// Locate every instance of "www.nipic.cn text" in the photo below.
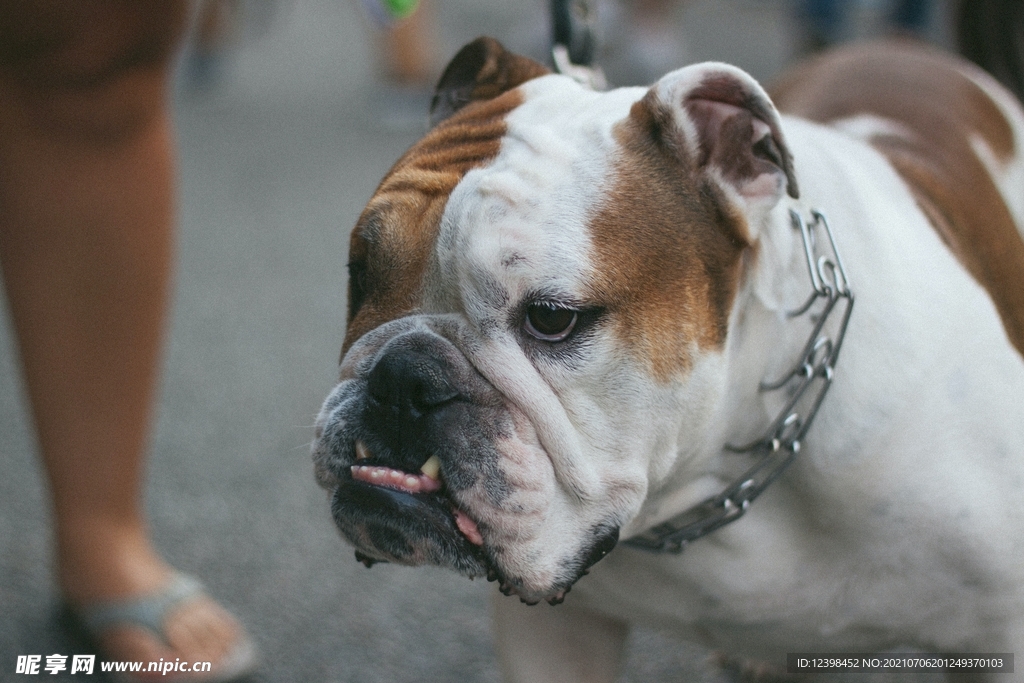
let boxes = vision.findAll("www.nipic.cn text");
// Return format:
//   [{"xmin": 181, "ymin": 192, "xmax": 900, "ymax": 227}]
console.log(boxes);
[{"xmin": 16, "ymin": 654, "xmax": 213, "ymax": 676}]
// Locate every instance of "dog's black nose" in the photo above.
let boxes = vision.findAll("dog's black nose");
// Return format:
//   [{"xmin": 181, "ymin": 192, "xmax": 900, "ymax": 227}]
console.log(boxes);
[{"xmin": 367, "ymin": 348, "xmax": 459, "ymax": 420}]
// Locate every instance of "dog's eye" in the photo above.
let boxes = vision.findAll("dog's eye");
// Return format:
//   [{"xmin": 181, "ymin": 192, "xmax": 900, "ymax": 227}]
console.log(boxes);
[{"xmin": 524, "ymin": 303, "xmax": 578, "ymax": 342}]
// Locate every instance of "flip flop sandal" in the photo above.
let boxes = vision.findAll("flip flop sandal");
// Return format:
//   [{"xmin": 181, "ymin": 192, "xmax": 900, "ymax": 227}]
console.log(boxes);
[{"xmin": 66, "ymin": 573, "xmax": 258, "ymax": 682}]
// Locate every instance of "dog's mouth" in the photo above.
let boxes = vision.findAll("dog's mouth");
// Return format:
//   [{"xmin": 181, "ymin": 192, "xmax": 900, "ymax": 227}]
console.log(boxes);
[
  {"xmin": 330, "ymin": 441, "xmax": 582, "ymax": 606},
  {"xmin": 329, "ymin": 441, "xmax": 492, "ymax": 579},
  {"xmin": 350, "ymin": 461, "xmax": 486, "ymax": 545}
]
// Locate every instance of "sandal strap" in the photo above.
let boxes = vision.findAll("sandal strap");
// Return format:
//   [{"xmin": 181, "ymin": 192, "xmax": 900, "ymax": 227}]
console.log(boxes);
[{"xmin": 78, "ymin": 574, "xmax": 204, "ymax": 644}]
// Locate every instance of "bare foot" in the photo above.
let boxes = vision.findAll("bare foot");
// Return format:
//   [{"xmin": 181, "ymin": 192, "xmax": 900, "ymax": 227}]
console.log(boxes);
[
  {"xmin": 94, "ymin": 596, "xmax": 248, "ymax": 680},
  {"xmin": 59, "ymin": 524, "xmax": 254, "ymax": 680}
]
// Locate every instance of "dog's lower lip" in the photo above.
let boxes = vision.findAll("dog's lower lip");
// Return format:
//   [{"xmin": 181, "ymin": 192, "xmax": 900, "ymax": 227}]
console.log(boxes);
[
  {"xmin": 330, "ymin": 476, "xmax": 489, "ymax": 576},
  {"xmin": 334, "ymin": 466, "xmax": 584, "ymax": 603},
  {"xmin": 339, "ymin": 464, "xmax": 487, "ymax": 544},
  {"xmin": 348, "ymin": 466, "xmax": 482, "ymax": 544}
]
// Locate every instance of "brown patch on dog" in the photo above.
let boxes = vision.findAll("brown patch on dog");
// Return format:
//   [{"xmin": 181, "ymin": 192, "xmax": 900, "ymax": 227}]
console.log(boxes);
[
  {"xmin": 586, "ymin": 92, "xmax": 749, "ymax": 381},
  {"xmin": 343, "ymin": 90, "xmax": 524, "ymax": 353},
  {"xmin": 772, "ymin": 40, "xmax": 1024, "ymax": 357}
]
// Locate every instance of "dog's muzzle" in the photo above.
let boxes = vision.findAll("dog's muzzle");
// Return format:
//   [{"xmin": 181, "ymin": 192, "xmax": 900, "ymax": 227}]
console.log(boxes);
[{"xmin": 313, "ymin": 328, "xmax": 509, "ymax": 578}]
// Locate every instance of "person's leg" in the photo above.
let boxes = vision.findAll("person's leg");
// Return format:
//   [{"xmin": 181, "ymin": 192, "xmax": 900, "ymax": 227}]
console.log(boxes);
[
  {"xmin": 0, "ymin": 0, "xmax": 248, "ymax": 669},
  {"xmin": 377, "ymin": 0, "xmax": 438, "ymax": 85}
]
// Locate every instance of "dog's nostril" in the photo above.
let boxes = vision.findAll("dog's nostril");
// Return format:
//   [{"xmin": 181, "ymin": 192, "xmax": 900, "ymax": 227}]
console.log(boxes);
[{"xmin": 366, "ymin": 349, "xmax": 459, "ymax": 418}]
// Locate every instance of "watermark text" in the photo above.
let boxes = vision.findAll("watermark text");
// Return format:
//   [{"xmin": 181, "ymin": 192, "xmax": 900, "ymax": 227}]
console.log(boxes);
[{"xmin": 16, "ymin": 654, "xmax": 212, "ymax": 676}]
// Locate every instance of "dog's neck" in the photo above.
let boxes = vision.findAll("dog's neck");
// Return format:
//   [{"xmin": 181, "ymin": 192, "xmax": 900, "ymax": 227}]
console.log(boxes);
[{"xmin": 622, "ymin": 197, "xmax": 851, "ymax": 543}]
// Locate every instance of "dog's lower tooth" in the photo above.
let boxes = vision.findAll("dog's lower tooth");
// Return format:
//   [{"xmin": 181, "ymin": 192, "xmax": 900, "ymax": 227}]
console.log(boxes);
[
  {"xmin": 420, "ymin": 455, "xmax": 441, "ymax": 480},
  {"xmin": 355, "ymin": 441, "xmax": 371, "ymax": 460}
]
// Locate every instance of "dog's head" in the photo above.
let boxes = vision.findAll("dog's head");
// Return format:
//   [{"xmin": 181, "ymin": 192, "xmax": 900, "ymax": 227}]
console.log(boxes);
[{"xmin": 312, "ymin": 38, "xmax": 797, "ymax": 604}]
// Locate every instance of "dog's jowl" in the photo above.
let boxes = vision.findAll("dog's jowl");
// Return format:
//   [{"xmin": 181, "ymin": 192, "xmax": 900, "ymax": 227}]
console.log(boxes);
[{"xmin": 313, "ymin": 36, "xmax": 1024, "ymax": 682}]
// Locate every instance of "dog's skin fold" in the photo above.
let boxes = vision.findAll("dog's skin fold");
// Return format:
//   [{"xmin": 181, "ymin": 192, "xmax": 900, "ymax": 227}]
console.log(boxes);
[{"xmin": 313, "ymin": 37, "xmax": 1024, "ymax": 682}]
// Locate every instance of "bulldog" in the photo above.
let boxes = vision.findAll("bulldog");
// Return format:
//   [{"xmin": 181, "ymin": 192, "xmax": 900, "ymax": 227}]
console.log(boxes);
[{"xmin": 312, "ymin": 36, "xmax": 1024, "ymax": 682}]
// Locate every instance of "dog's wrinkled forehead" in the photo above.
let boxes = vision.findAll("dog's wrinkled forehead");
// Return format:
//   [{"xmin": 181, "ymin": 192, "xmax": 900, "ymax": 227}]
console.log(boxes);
[
  {"xmin": 424, "ymin": 79, "xmax": 646, "ymax": 319},
  {"xmin": 343, "ymin": 39, "xmax": 549, "ymax": 352},
  {"xmin": 342, "ymin": 43, "xmax": 619, "ymax": 352},
  {"xmin": 344, "ymin": 37, "xmax": 795, "ymax": 378}
]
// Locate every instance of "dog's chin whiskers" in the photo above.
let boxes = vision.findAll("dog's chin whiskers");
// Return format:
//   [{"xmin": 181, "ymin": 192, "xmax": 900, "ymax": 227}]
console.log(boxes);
[
  {"xmin": 294, "ymin": 418, "xmax": 331, "ymax": 453},
  {"xmin": 293, "ymin": 440, "xmax": 317, "ymax": 454}
]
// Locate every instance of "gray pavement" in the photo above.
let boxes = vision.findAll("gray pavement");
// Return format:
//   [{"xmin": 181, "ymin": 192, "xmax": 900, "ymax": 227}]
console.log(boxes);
[{"xmin": 1, "ymin": 1, "xmax": 953, "ymax": 681}]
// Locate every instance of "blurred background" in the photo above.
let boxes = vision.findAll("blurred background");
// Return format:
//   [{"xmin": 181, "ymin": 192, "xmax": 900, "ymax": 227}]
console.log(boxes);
[{"xmin": 0, "ymin": 0, "xmax": 1007, "ymax": 680}]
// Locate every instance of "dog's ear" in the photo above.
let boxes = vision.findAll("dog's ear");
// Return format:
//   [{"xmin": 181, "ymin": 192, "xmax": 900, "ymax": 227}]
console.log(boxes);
[
  {"xmin": 638, "ymin": 63, "xmax": 798, "ymax": 209},
  {"xmin": 430, "ymin": 37, "xmax": 551, "ymax": 127}
]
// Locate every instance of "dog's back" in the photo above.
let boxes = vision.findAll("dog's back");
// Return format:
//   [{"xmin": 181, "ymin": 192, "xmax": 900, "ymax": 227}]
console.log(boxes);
[{"xmin": 771, "ymin": 40, "xmax": 1024, "ymax": 358}]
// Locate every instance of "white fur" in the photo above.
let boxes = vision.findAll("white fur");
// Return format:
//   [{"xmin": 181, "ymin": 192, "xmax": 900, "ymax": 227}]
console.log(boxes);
[
  {"xmin": 479, "ymin": 66, "xmax": 1024, "ymax": 682},
  {"xmin": 413, "ymin": 71, "xmax": 790, "ymax": 601},
  {"xmin": 567, "ymin": 116, "xmax": 1024, "ymax": 656},
  {"xmin": 422, "ymin": 75, "xmax": 671, "ymax": 597},
  {"xmin": 325, "ymin": 56, "xmax": 1024, "ymax": 680}
]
